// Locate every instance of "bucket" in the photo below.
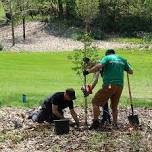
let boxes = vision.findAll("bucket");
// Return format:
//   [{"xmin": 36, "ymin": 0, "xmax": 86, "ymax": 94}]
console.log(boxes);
[{"xmin": 54, "ymin": 119, "xmax": 69, "ymax": 135}]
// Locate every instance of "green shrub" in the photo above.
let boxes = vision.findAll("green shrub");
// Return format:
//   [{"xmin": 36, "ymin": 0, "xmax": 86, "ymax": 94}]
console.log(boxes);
[
  {"xmin": 71, "ymin": 31, "xmax": 84, "ymax": 40},
  {"xmin": 118, "ymin": 16, "xmax": 151, "ymax": 36},
  {"xmin": 0, "ymin": 18, "xmax": 7, "ymax": 26},
  {"xmin": 91, "ymin": 29, "xmax": 106, "ymax": 40},
  {"xmin": 73, "ymin": 28, "xmax": 105, "ymax": 41},
  {"xmin": 143, "ymin": 33, "xmax": 152, "ymax": 43}
]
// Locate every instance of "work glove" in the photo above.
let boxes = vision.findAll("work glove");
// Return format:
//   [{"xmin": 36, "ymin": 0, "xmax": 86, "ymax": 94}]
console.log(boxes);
[
  {"xmin": 83, "ymin": 70, "xmax": 89, "ymax": 76},
  {"xmin": 81, "ymin": 85, "xmax": 93, "ymax": 97}
]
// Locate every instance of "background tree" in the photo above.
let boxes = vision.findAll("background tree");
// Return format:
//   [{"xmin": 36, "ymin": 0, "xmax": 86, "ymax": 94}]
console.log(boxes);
[
  {"xmin": 9, "ymin": 0, "xmax": 15, "ymax": 46},
  {"xmin": 15, "ymin": 0, "xmax": 31, "ymax": 40},
  {"xmin": 76, "ymin": 0, "xmax": 100, "ymax": 32},
  {"xmin": 58, "ymin": 0, "xmax": 63, "ymax": 18},
  {"xmin": 1, "ymin": 0, "xmax": 152, "ymax": 39},
  {"xmin": 1, "ymin": 0, "xmax": 10, "ymax": 23},
  {"xmin": 65, "ymin": 0, "xmax": 76, "ymax": 18}
]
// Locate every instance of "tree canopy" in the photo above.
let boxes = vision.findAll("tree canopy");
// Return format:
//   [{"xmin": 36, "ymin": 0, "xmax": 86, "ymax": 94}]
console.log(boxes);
[{"xmin": 1, "ymin": 0, "xmax": 152, "ymax": 35}]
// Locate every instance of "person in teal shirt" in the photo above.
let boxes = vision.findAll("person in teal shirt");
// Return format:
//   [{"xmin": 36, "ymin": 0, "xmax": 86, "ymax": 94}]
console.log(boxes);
[
  {"xmin": 83, "ymin": 49, "xmax": 133, "ymax": 129},
  {"xmin": 82, "ymin": 57, "xmax": 111, "ymax": 125}
]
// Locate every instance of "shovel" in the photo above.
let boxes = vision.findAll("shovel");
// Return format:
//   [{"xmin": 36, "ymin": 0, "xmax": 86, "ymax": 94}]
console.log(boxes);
[{"xmin": 127, "ymin": 73, "xmax": 139, "ymax": 126}]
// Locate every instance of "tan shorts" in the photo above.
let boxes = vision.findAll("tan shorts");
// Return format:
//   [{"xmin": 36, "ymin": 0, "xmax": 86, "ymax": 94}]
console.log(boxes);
[{"xmin": 92, "ymin": 85, "xmax": 123, "ymax": 109}]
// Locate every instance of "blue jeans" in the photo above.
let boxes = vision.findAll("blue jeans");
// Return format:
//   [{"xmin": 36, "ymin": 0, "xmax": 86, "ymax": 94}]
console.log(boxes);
[{"xmin": 31, "ymin": 108, "xmax": 63, "ymax": 123}]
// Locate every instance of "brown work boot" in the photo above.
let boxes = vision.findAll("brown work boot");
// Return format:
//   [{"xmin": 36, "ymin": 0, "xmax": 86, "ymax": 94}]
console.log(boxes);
[{"xmin": 89, "ymin": 120, "xmax": 100, "ymax": 130}]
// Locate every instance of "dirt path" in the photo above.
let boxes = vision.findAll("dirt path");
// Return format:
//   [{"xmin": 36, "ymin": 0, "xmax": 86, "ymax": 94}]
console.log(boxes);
[{"xmin": 1, "ymin": 21, "xmax": 151, "ymax": 52}]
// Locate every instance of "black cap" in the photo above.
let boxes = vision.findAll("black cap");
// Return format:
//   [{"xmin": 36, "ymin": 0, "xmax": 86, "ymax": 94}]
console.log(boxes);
[
  {"xmin": 66, "ymin": 88, "xmax": 76, "ymax": 100},
  {"xmin": 105, "ymin": 49, "xmax": 115, "ymax": 56}
]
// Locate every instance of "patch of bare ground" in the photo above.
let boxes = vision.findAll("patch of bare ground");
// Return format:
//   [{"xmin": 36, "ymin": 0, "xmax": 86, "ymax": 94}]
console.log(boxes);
[{"xmin": 0, "ymin": 21, "xmax": 152, "ymax": 52}]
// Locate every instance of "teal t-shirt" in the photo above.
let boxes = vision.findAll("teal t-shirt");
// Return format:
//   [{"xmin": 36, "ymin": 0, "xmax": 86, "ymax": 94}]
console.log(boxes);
[{"xmin": 99, "ymin": 54, "xmax": 132, "ymax": 86}]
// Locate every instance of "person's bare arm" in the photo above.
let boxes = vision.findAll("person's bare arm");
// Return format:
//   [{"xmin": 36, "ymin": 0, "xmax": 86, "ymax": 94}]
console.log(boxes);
[
  {"xmin": 70, "ymin": 109, "xmax": 79, "ymax": 124},
  {"xmin": 88, "ymin": 63, "xmax": 103, "ymax": 73},
  {"xmin": 52, "ymin": 104, "xmax": 64, "ymax": 118},
  {"xmin": 91, "ymin": 72, "xmax": 100, "ymax": 89}
]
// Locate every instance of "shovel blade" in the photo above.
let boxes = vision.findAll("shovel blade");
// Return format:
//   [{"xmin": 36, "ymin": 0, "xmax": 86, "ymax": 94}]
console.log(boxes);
[{"xmin": 128, "ymin": 114, "xmax": 139, "ymax": 126}]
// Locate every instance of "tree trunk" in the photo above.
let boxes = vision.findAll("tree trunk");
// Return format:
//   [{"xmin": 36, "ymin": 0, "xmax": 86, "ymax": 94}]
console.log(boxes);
[
  {"xmin": 65, "ymin": 0, "xmax": 76, "ymax": 18},
  {"xmin": 23, "ymin": 17, "xmax": 25, "ymax": 40},
  {"xmin": 58, "ymin": 0, "xmax": 63, "ymax": 18},
  {"xmin": 85, "ymin": 22, "xmax": 89, "ymax": 33},
  {"xmin": 11, "ymin": 17, "xmax": 15, "ymax": 46},
  {"xmin": 10, "ymin": 0, "xmax": 15, "ymax": 46},
  {"xmin": 99, "ymin": 0, "xmax": 104, "ymax": 32}
]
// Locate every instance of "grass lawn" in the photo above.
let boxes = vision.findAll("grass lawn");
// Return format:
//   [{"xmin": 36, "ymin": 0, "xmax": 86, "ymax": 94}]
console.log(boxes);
[
  {"xmin": 0, "ymin": 49, "xmax": 152, "ymax": 108},
  {"xmin": 109, "ymin": 37, "xmax": 152, "ymax": 44}
]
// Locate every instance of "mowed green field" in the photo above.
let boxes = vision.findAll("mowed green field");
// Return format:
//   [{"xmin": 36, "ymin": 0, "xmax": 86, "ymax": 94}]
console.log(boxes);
[{"xmin": 0, "ymin": 49, "xmax": 152, "ymax": 108}]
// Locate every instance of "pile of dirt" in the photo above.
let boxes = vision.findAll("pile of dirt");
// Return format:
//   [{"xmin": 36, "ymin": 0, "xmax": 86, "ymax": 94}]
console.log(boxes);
[{"xmin": 0, "ymin": 107, "xmax": 152, "ymax": 151}]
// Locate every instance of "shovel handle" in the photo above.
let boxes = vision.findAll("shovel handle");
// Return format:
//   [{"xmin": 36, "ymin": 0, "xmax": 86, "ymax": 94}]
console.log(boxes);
[
  {"xmin": 130, "ymin": 104, "xmax": 134, "ymax": 115},
  {"xmin": 127, "ymin": 73, "xmax": 134, "ymax": 115}
]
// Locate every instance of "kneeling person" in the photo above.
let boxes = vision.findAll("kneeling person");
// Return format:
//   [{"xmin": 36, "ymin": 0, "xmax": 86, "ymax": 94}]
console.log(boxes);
[{"xmin": 30, "ymin": 88, "xmax": 79, "ymax": 126}]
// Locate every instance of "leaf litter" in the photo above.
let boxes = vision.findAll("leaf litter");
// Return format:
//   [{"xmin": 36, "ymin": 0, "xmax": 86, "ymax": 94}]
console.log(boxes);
[{"xmin": 0, "ymin": 107, "xmax": 152, "ymax": 152}]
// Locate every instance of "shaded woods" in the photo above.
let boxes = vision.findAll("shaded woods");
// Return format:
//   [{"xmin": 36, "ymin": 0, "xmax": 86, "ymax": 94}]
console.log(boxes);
[{"xmin": 1, "ymin": 0, "xmax": 152, "ymax": 35}]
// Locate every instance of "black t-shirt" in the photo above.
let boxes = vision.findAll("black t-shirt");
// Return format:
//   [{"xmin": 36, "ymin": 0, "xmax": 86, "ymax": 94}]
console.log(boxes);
[{"xmin": 42, "ymin": 92, "xmax": 74, "ymax": 112}]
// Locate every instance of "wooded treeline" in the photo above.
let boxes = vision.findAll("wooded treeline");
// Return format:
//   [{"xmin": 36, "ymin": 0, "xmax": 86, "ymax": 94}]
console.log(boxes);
[{"xmin": 1, "ymin": 0, "xmax": 152, "ymax": 35}]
